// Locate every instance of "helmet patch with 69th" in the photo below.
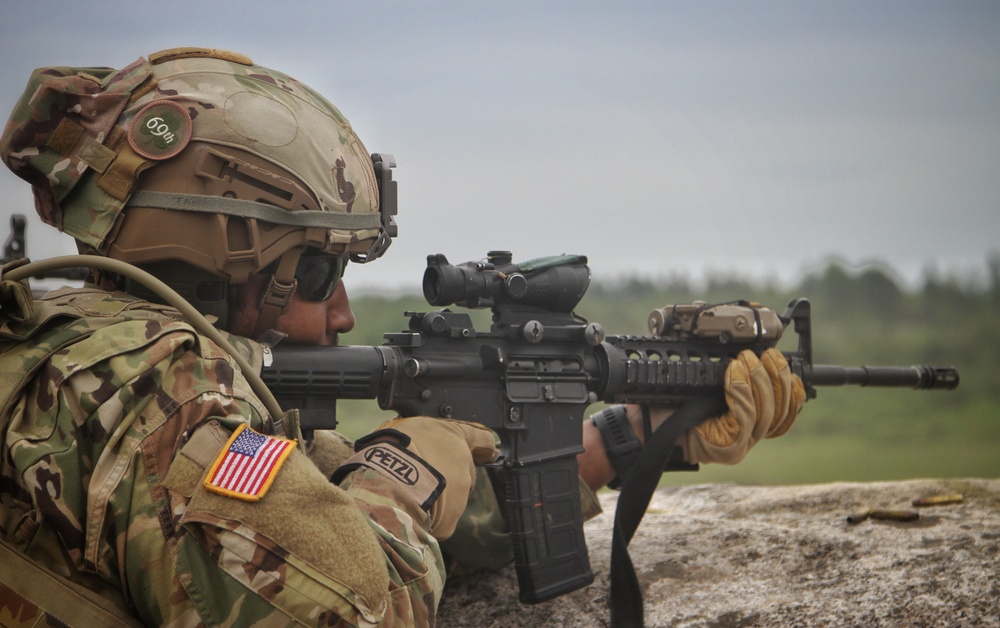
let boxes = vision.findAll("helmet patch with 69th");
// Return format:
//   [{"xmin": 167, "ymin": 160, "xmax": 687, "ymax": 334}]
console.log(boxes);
[{"xmin": 128, "ymin": 101, "xmax": 193, "ymax": 160}]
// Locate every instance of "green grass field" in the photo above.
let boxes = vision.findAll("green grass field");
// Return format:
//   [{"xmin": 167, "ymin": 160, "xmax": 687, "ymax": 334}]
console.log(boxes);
[{"xmin": 663, "ymin": 432, "xmax": 1000, "ymax": 486}]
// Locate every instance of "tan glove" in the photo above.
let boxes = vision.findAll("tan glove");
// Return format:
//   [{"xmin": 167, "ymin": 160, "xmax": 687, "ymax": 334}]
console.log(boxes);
[
  {"xmin": 681, "ymin": 348, "xmax": 805, "ymax": 465},
  {"xmin": 332, "ymin": 417, "xmax": 498, "ymax": 540}
]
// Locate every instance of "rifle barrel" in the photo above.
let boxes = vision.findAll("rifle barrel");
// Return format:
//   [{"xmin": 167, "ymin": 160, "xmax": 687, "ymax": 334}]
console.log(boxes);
[{"xmin": 808, "ymin": 364, "xmax": 959, "ymax": 390}]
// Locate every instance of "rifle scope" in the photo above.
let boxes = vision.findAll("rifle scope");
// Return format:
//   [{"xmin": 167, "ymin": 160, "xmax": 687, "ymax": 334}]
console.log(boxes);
[{"xmin": 422, "ymin": 251, "xmax": 591, "ymax": 312}]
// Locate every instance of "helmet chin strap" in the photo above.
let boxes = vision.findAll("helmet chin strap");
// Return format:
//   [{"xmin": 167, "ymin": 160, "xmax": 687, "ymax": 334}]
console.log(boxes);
[{"xmin": 252, "ymin": 248, "xmax": 303, "ymax": 340}]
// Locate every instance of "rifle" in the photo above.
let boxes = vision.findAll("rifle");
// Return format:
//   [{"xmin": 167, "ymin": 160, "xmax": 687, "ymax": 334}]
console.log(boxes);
[
  {"xmin": 2, "ymin": 214, "xmax": 89, "ymax": 284},
  {"xmin": 261, "ymin": 250, "xmax": 959, "ymax": 611}
]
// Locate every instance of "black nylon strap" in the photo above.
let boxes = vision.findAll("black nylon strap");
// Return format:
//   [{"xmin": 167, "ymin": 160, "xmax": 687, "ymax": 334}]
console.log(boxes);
[
  {"xmin": 640, "ymin": 403, "xmax": 653, "ymax": 442},
  {"xmin": 609, "ymin": 395, "xmax": 728, "ymax": 628}
]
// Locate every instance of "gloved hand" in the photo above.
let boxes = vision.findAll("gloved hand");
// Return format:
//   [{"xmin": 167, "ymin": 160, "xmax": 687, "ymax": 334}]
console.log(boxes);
[
  {"xmin": 680, "ymin": 348, "xmax": 805, "ymax": 464},
  {"xmin": 332, "ymin": 417, "xmax": 497, "ymax": 540}
]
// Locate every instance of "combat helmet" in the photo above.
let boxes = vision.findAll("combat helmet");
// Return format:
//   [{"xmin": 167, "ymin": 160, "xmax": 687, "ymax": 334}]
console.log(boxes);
[{"xmin": 0, "ymin": 47, "xmax": 397, "ymax": 336}]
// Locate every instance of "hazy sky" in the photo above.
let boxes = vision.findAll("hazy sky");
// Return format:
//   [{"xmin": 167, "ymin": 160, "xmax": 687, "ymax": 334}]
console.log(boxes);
[{"xmin": 2, "ymin": 1, "xmax": 998, "ymax": 292}]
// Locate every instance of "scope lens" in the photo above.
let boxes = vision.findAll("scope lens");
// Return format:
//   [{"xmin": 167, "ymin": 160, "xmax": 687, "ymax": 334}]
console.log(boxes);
[{"xmin": 423, "ymin": 266, "xmax": 444, "ymax": 304}]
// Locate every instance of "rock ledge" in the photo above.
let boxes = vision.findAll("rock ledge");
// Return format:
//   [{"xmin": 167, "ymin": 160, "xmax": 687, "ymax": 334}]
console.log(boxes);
[{"xmin": 439, "ymin": 478, "xmax": 1000, "ymax": 627}]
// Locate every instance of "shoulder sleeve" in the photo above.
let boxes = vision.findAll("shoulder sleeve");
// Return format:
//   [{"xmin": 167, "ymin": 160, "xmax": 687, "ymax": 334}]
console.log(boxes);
[{"xmin": 117, "ymin": 340, "xmax": 447, "ymax": 625}]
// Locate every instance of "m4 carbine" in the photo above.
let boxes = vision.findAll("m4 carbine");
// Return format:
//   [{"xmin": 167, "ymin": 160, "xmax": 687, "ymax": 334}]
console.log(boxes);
[{"xmin": 261, "ymin": 251, "xmax": 958, "ymax": 606}]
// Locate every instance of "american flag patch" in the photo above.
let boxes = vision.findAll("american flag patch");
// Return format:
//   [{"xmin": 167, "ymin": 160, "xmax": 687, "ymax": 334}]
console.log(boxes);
[{"xmin": 203, "ymin": 424, "xmax": 296, "ymax": 501}]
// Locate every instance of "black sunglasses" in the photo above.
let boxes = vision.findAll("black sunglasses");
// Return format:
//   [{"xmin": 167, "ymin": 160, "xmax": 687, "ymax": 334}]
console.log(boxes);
[{"xmin": 294, "ymin": 252, "xmax": 348, "ymax": 302}]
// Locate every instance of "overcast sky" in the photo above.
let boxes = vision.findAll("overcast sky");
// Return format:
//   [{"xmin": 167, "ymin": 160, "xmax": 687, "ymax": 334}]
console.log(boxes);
[{"xmin": 2, "ymin": 1, "xmax": 997, "ymax": 292}]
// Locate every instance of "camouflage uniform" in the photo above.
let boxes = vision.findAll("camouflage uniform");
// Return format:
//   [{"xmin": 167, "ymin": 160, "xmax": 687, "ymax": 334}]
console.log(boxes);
[
  {"xmin": 0, "ymin": 281, "xmax": 445, "ymax": 626},
  {"xmin": 0, "ymin": 47, "xmax": 603, "ymax": 626}
]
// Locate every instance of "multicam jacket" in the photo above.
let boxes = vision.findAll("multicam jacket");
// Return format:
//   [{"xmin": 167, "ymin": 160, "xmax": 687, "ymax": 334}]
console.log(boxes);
[{"xmin": 0, "ymin": 283, "xmax": 445, "ymax": 626}]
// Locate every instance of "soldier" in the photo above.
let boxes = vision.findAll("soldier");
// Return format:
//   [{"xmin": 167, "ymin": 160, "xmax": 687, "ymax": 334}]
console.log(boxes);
[
  {"xmin": 0, "ymin": 48, "xmax": 803, "ymax": 626},
  {"xmin": 0, "ymin": 47, "xmax": 499, "ymax": 626}
]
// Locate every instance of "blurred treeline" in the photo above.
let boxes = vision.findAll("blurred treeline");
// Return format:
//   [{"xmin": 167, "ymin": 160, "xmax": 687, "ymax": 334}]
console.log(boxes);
[{"xmin": 341, "ymin": 257, "xmax": 1000, "ymax": 484}]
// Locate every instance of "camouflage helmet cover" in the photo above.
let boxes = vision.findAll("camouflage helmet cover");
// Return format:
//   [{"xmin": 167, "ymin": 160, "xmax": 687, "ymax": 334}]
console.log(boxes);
[{"xmin": 1, "ymin": 48, "xmax": 393, "ymax": 277}]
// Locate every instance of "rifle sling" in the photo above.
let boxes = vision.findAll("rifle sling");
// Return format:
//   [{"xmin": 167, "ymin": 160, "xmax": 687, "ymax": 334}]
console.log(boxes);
[{"xmin": 610, "ymin": 395, "xmax": 728, "ymax": 628}]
